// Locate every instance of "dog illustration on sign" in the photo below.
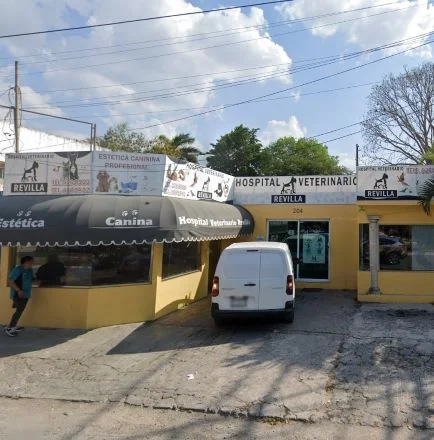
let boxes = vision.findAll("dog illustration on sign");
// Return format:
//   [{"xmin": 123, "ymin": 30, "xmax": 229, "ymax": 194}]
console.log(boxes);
[
  {"xmin": 214, "ymin": 179, "xmax": 230, "ymax": 198},
  {"xmin": 281, "ymin": 177, "xmax": 297, "ymax": 194},
  {"xmin": 373, "ymin": 173, "xmax": 388, "ymax": 189},
  {"xmin": 96, "ymin": 171, "xmax": 110, "ymax": 192},
  {"xmin": 21, "ymin": 161, "xmax": 39, "ymax": 182},
  {"xmin": 202, "ymin": 177, "xmax": 211, "ymax": 191}
]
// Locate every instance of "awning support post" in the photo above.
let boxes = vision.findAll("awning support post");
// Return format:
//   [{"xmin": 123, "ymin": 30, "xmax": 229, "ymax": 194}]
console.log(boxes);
[{"xmin": 368, "ymin": 215, "xmax": 381, "ymax": 295}]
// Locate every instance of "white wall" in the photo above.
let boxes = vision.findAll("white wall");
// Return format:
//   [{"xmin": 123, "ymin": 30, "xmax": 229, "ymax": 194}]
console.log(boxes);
[{"xmin": 0, "ymin": 126, "xmax": 94, "ymax": 162}]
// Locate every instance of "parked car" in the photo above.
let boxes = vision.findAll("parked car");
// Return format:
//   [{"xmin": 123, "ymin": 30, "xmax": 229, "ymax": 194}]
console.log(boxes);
[
  {"xmin": 363, "ymin": 235, "xmax": 408, "ymax": 266},
  {"xmin": 210, "ymin": 242, "xmax": 296, "ymax": 325}
]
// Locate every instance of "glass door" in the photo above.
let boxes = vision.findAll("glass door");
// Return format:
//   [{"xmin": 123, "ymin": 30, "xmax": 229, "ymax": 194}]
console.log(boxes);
[
  {"xmin": 268, "ymin": 220, "xmax": 330, "ymax": 281},
  {"xmin": 268, "ymin": 221, "xmax": 299, "ymax": 258},
  {"xmin": 298, "ymin": 221, "xmax": 329, "ymax": 280}
]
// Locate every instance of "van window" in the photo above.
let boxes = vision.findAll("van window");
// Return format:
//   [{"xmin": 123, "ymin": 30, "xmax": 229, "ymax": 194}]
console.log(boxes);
[
  {"xmin": 260, "ymin": 252, "xmax": 285, "ymax": 278},
  {"xmin": 221, "ymin": 251, "xmax": 260, "ymax": 279}
]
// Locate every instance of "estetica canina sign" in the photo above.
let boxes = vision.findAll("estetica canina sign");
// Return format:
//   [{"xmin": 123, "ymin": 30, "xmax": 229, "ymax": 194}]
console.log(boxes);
[{"xmin": 233, "ymin": 175, "xmax": 357, "ymax": 204}]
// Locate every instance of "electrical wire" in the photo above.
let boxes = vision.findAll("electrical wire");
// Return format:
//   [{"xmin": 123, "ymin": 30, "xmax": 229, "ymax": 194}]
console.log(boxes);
[
  {"xmin": 21, "ymin": 83, "xmax": 374, "ymax": 121},
  {"xmin": 0, "ymin": 0, "xmax": 413, "ymax": 63},
  {"xmin": 128, "ymin": 35, "xmax": 434, "ymax": 131},
  {"xmin": 0, "ymin": 1, "xmax": 293, "ymax": 40},
  {"xmin": 24, "ymin": 31, "xmax": 433, "ymax": 110},
  {"xmin": 18, "ymin": 2, "xmax": 420, "ymax": 67},
  {"xmin": 3, "ymin": 3, "xmax": 421, "ymax": 79}
]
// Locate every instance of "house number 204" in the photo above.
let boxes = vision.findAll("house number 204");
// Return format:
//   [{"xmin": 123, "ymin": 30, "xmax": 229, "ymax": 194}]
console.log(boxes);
[{"xmin": 292, "ymin": 207, "xmax": 303, "ymax": 214}]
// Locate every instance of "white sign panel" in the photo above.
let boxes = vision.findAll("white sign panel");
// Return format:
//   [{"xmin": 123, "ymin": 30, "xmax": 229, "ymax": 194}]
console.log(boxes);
[
  {"xmin": 357, "ymin": 166, "xmax": 434, "ymax": 200},
  {"xmin": 91, "ymin": 152, "xmax": 165, "ymax": 195},
  {"xmin": 162, "ymin": 157, "xmax": 234, "ymax": 202},
  {"xmin": 4, "ymin": 152, "xmax": 92, "ymax": 196},
  {"xmin": 233, "ymin": 175, "xmax": 357, "ymax": 204}
]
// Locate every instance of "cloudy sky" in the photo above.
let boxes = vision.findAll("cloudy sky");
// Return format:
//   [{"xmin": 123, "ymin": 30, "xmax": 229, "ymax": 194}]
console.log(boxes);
[{"xmin": 0, "ymin": 0, "xmax": 433, "ymax": 169}]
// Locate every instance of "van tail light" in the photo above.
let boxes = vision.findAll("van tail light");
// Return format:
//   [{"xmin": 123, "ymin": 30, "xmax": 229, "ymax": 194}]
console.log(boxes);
[
  {"xmin": 211, "ymin": 276, "xmax": 220, "ymax": 297},
  {"xmin": 286, "ymin": 275, "xmax": 294, "ymax": 295}
]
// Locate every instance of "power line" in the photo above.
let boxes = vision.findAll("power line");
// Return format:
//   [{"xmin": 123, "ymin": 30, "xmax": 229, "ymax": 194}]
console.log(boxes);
[
  {"xmin": 24, "ymin": 31, "xmax": 431, "ymax": 110},
  {"xmin": 21, "ymin": 83, "xmax": 374, "ymax": 121},
  {"xmin": 3, "ymin": 3, "xmax": 420, "ymax": 79},
  {"xmin": 0, "ymin": 1, "xmax": 292, "ymax": 40},
  {"xmin": 321, "ymin": 130, "xmax": 362, "ymax": 144},
  {"xmin": 18, "ymin": 1, "xmax": 419, "ymax": 67},
  {"xmin": 0, "ymin": 0, "xmax": 411, "ymax": 63},
  {"xmin": 28, "ymin": 62, "xmax": 292, "ymax": 94},
  {"xmin": 128, "ymin": 35, "xmax": 434, "ymax": 131},
  {"xmin": 308, "ymin": 122, "xmax": 363, "ymax": 139}
]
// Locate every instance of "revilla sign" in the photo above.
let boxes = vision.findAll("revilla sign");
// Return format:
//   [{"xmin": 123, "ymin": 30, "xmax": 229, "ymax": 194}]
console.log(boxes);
[
  {"xmin": 357, "ymin": 166, "xmax": 434, "ymax": 200},
  {"xmin": 233, "ymin": 175, "xmax": 357, "ymax": 205}
]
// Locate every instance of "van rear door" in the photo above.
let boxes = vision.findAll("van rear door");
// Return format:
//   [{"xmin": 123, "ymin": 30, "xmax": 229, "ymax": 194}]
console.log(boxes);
[
  {"xmin": 258, "ymin": 250, "xmax": 287, "ymax": 310},
  {"xmin": 218, "ymin": 249, "xmax": 260, "ymax": 311}
]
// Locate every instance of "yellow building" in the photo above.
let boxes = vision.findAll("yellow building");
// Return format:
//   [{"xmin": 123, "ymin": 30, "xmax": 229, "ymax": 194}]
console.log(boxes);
[
  {"xmin": 357, "ymin": 165, "xmax": 434, "ymax": 303},
  {"xmin": 233, "ymin": 175, "xmax": 359, "ymax": 291},
  {"xmin": 1, "ymin": 166, "xmax": 434, "ymax": 330},
  {"xmin": 0, "ymin": 194, "xmax": 252, "ymax": 329}
]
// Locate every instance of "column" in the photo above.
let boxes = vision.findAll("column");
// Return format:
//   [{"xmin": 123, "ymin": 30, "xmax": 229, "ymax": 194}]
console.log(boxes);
[{"xmin": 368, "ymin": 215, "xmax": 381, "ymax": 295}]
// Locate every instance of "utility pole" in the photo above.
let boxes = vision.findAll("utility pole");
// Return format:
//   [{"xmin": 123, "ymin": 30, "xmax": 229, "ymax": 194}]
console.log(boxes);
[
  {"xmin": 14, "ymin": 61, "xmax": 20, "ymax": 152},
  {"xmin": 93, "ymin": 123, "xmax": 97, "ymax": 151},
  {"xmin": 356, "ymin": 143, "xmax": 359, "ymax": 168}
]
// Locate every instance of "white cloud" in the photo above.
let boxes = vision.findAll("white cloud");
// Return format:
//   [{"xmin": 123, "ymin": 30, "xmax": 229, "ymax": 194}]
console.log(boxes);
[
  {"xmin": 0, "ymin": 0, "xmax": 292, "ymax": 141},
  {"xmin": 261, "ymin": 115, "xmax": 306, "ymax": 145},
  {"xmin": 333, "ymin": 151, "xmax": 355, "ymax": 171},
  {"xmin": 277, "ymin": 0, "xmax": 434, "ymax": 59}
]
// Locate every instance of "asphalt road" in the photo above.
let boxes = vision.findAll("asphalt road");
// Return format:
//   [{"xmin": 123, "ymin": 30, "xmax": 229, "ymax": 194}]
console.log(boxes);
[{"xmin": 0, "ymin": 290, "xmax": 432, "ymax": 439}]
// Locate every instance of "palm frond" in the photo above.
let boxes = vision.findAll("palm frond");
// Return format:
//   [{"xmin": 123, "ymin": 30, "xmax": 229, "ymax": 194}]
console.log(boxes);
[{"xmin": 417, "ymin": 178, "xmax": 434, "ymax": 215}]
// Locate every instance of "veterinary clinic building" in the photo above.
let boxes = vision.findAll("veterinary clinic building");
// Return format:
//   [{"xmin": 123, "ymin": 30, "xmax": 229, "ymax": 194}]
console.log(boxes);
[
  {"xmin": 1, "ymin": 155, "xmax": 434, "ymax": 329},
  {"xmin": 233, "ymin": 175, "xmax": 359, "ymax": 291},
  {"xmin": 234, "ymin": 167, "xmax": 434, "ymax": 304},
  {"xmin": 0, "ymin": 152, "xmax": 252, "ymax": 328}
]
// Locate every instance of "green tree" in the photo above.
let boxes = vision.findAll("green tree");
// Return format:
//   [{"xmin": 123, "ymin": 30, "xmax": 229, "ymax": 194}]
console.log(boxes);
[
  {"xmin": 97, "ymin": 123, "xmax": 153, "ymax": 153},
  {"xmin": 207, "ymin": 125, "xmax": 266, "ymax": 176},
  {"xmin": 262, "ymin": 137, "xmax": 350, "ymax": 175},
  {"xmin": 99, "ymin": 124, "xmax": 202, "ymax": 162},
  {"xmin": 151, "ymin": 133, "xmax": 202, "ymax": 163}
]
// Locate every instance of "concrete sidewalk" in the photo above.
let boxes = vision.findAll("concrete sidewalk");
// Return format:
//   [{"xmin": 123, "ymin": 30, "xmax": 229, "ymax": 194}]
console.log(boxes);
[{"xmin": 0, "ymin": 291, "xmax": 432, "ymax": 437}]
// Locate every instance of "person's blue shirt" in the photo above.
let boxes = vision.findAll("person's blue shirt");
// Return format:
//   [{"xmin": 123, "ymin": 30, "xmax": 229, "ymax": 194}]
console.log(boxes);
[{"xmin": 8, "ymin": 266, "xmax": 33, "ymax": 299}]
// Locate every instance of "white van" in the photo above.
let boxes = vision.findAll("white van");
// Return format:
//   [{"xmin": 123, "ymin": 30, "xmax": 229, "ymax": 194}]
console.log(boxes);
[{"xmin": 211, "ymin": 242, "xmax": 295, "ymax": 324}]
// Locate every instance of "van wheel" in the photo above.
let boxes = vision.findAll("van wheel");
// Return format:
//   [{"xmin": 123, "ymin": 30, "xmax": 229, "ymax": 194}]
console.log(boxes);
[{"xmin": 282, "ymin": 310, "xmax": 294, "ymax": 324}]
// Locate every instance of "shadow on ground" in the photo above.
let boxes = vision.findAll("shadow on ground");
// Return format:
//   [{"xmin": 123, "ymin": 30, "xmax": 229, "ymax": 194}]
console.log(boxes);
[
  {"xmin": 0, "ymin": 328, "xmax": 87, "ymax": 359},
  {"xmin": 0, "ymin": 290, "xmax": 433, "ymax": 440}
]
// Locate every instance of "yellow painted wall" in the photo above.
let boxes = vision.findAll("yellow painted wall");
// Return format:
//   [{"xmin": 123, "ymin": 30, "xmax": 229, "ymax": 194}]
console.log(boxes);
[
  {"xmin": 235, "ymin": 204, "xmax": 359, "ymax": 290},
  {"xmin": 358, "ymin": 271, "xmax": 434, "ymax": 301},
  {"xmin": 86, "ymin": 284, "xmax": 156, "ymax": 328},
  {"xmin": 357, "ymin": 201, "xmax": 434, "ymax": 302},
  {"xmin": 153, "ymin": 242, "xmax": 210, "ymax": 318},
  {"xmin": 357, "ymin": 201, "xmax": 434, "ymax": 224},
  {"xmin": 0, "ymin": 247, "xmax": 89, "ymax": 328},
  {"xmin": 0, "ymin": 241, "xmax": 211, "ymax": 329}
]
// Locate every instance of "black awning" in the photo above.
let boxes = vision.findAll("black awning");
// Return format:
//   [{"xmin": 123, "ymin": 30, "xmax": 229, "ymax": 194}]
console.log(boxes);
[{"xmin": 0, "ymin": 195, "xmax": 253, "ymax": 247}]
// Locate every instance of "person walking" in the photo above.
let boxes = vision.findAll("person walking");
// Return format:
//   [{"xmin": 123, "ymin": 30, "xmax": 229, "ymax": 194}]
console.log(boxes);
[{"xmin": 5, "ymin": 256, "xmax": 34, "ymax": 337}]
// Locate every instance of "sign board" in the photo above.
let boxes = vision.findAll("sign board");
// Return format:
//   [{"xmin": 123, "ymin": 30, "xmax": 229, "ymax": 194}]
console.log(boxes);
[
  {"xmin": 91, "ymin": 152, "xmax": 165, "ymax": 195},
  {"xmin": 3, "ymin": 152, "xmax": 92, "ymax": 196},
  {"xmin": 302, "ymin": 233, "xmax": 326, "ymax": 264},
  {"xmin": 162, "ymin": 157, "xmax": 234, "ymax": 202},
  {"xmin": 357, "ymin": 166, "xmax": 434, "ymax": 200},
  {"xmin": 3, "ymin": 152, "xmax": 234, "ymax": 202},
  {"xmin": 233, "ymin": 175, "xmax": 357, "ymax": 204}
]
